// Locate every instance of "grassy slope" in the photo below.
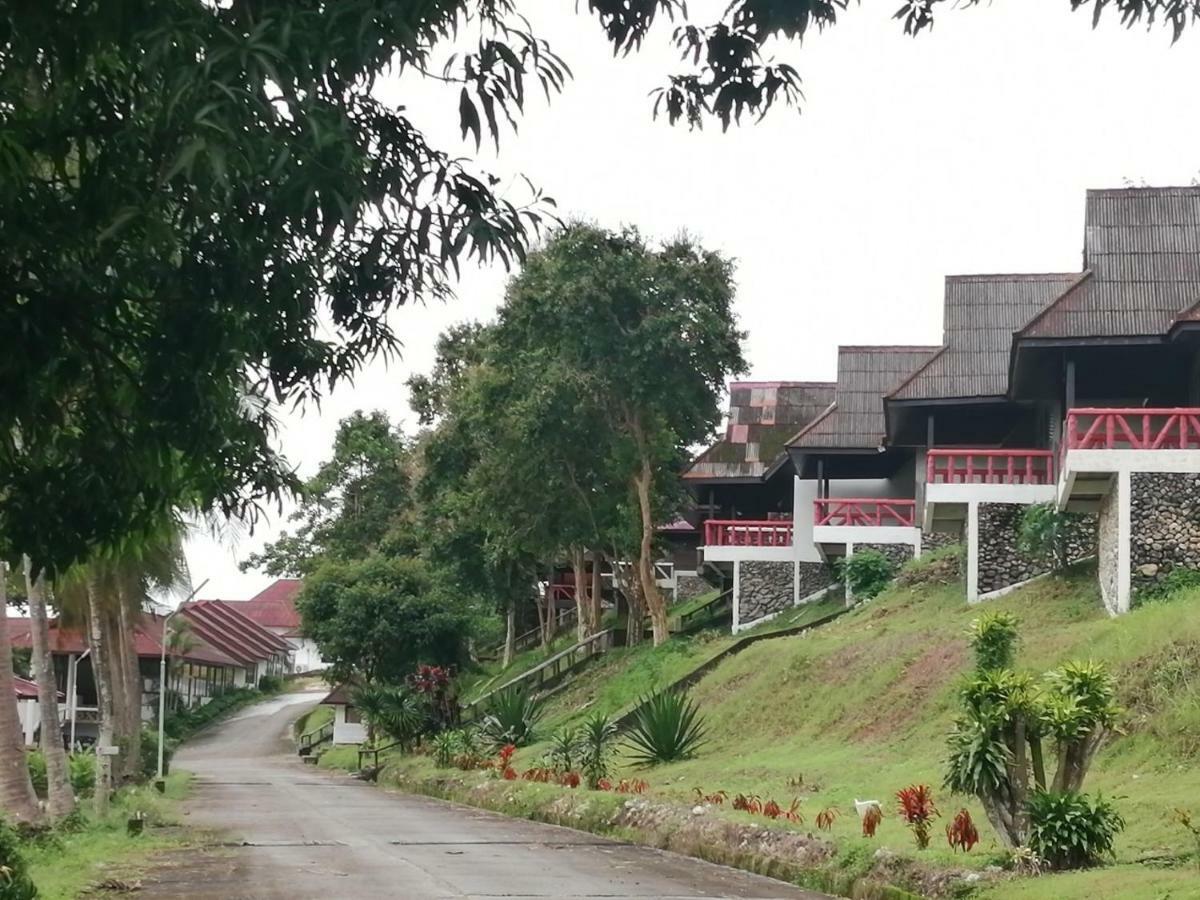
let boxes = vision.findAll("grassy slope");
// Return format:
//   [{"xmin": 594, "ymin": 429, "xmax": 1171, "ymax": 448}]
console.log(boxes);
[
  {"xmin": 592, "ymin": 569, "xmax": 1200, "ymax": 898},
  {"xmin": 25, "ymin": 772, "xmax": 192, "ymax": 899}
]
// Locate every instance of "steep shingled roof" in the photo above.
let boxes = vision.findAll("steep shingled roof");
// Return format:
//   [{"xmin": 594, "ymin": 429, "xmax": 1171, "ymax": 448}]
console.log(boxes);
[
  {"xmin": 685, "ymin": 381, "xmax": 835, "ymax": 481},
  {"xmin": 890, "ymin": 274, "xmax": 1081, "ymax": 401},
  {"xmin": 6, "ymin": 614, "xmax": 240, "ymax": 667},
  {"xmin": 180, "ymin": 600, "xmax": 292, "ymax": 667},
  {"xmin": 790, "ymin": 346, "xmax": 939, "ymax": 450},
  {"xmin": 1021, "ymin": 187, "xmax": 1200, "ymax": 339}
]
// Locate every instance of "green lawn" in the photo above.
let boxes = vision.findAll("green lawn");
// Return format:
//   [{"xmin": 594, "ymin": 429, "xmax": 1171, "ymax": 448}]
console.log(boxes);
[
  {"xmin": 24, "ymin": 772, "xmax": 192, "ymax": 899},
  {"xmin": 367, "ymin": 569, "xmax": 1200, "ymax": 898}
]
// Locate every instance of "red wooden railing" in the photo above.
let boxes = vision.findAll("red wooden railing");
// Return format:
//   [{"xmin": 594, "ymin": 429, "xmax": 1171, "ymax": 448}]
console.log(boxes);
[
  {"xmin": 1065, "ymin": 408, "xmax": 1200, "ymax": 451},
  {"xmin": 813, "ymin": 498, "xmax": 916, "ymax": 527},
  {"xmin": 926, "ymin": 449, "xmax": 1054, "ymax": 485},
  {"xmin": 703, "ymin": 519, "xmax": 794, "ymax": 547},
  {"xmin": 546, "ymin": 583, "xmax": 575, "ymax": 604}
]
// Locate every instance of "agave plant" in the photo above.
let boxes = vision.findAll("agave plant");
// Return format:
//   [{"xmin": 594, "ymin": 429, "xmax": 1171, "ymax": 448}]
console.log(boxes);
[
  {"xmin": 624, "ymin": 690, "xmax": 708, "ymax": 766},
  {"xmin": 548, "ymin": 726, "xmax": 580, "ymax": 773},
  {"xmin": 479, "ymin": 685, "xmax": 544, "ymax": 748}
]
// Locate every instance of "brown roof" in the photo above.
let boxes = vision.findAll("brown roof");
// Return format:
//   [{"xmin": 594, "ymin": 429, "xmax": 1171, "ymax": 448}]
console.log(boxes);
[
  {"xmin": 320, "ymin": 684, "xmax": 354, "ymax": 705},
  {"xmin": 790, "ymin": 346, "xmax": 939, "ymax": 450},
  {"xmin": 234, "ymin": 578, "xmax": 303, "ymax": 634},
  {"xmin": 181, "ymin": 600, "xmax": 292, "ymax": 667},
  {"xmin": 890, "ymin": 274, "xmax": 1081, "ymax": 401},
  {"xmin": 6, "ymin": 614, "xmax": 241, "ymax": 667},
  {"xmin": 1021, "ymin": 186, "xmax": 1200, "ymax": 339},
  {"xmin": 685, "ymin": 381, "xmax": 835, "ymax": 480}
]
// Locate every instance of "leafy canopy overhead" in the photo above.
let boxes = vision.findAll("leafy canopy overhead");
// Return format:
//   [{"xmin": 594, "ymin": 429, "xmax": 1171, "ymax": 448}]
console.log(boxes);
[{"xmin": 2, "ymin": 0, "xmax": 1185, "ymax": 573}]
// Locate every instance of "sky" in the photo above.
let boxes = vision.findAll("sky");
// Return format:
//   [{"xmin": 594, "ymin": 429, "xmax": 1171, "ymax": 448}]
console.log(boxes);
[{"xmin": 186, "ymin": 0, "xmax": 1200, "ymax": 602}]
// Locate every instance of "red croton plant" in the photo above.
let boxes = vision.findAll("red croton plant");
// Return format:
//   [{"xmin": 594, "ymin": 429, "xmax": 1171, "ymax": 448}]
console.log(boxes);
[{"xmin": 896, "ymin": 784, "xmax": 940, "ymax": 850}]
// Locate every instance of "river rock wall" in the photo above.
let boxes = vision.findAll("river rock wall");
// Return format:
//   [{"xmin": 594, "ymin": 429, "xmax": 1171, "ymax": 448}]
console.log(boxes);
[{"xmin": 737, "ymin": 561, "xmax": 795, "ymax": 626}]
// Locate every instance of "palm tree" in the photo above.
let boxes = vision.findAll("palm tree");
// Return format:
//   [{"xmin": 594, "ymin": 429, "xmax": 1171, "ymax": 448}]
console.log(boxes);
[
  {"xmin": 24, "ymin": 557, "xmax": 74, "ymax": 817},
  {"xmin": 0, "ymin": 561, "xmax": 42, "ymax": 823}
]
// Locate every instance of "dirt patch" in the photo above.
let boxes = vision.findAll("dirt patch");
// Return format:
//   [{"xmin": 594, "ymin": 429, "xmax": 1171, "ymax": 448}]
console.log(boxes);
[
  {"xmin": 851, "ymin": 642, "xmax": 967, "ymax": 743},
  {"xmin": 126, "ymin": 847, "xmax": 252, "ymax": 899}
]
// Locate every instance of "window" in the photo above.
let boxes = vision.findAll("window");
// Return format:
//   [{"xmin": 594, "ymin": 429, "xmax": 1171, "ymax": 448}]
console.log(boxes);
[{"xmin": 344, "ymin": 705, "xmax": 362, "ymax": 724}]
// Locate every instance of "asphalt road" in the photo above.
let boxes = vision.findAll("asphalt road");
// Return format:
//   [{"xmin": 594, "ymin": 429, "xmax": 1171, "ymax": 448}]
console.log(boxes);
[{"xmin": 140, "ymin": 690, "xmax": 829, "ymax": 900}]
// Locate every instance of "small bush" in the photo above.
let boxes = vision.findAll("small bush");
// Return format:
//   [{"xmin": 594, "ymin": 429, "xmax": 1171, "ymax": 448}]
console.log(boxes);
[
  {"xmin": 896, "ymin": 784, "xmax": 940, "ymax": 849},
  {"xmin": 479, "ymin": 686, "xmax": 543, "ymax": 748},
  {"xmin": 25, "ymin": 752, "xmax": 46, "ymax": 798},
  {"xmin": 946, "ymin": 808, "xmax": 980, "ymax": 852},
  {"xmin": 968, "ymin": 612, "xmax": 1020, "ymax": 671},
  {"xmin": 0, "ymin": 818, "xmax": 37, "ymax": 900},
  {"xmin": 625, "ymin": 690, "xmax": 707, "ymax": 765},
  {"xmin": 839, "ymin": 549, "xmax": 894, "ymax": 600},
  {"xmin": 431, "ymin": 731, "xmax": 457, "ymax": 768},
  {"xmin": 258, "ymin": 674, "xmax": 284, "ymax": 693},
  {"xmin": 162, "ymin": 687, "xmax": 259, "ymax": 740},
  {"xmin": 68, "ymin": 752, "xmax": 95, "ymax": 797},
  {"xmin": 1135, "ymin": 566, "xmax": 1200, "ymax": 606},
  {"xmin": 353, "ymin": 685, "xmax": 428, "ymax": 750},
  {"xmin": 547, "ymin": 727, "xmax": 579, "ymax": 773},
  {"xmin": 1027, "ymin": 790, "xmax": 1124, "ymax": 870},
  {"xmin": 1018, "ymin": 503, "xmax": 1086, "ymax": 572},
  {"xmin": 578, "ymin": 713, "xmax": 618, "ymax": 789}
]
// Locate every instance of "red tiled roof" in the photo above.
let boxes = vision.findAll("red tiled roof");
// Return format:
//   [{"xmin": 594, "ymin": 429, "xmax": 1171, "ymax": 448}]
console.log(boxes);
[
  {"xmin": 12, "ymin": 676, "xmax": 51, "ymax": 700},
  {"xmin": 234, "ymin": 578, "xmax": 303, "ymax": 631},
  {"xmin": 6, "ymin": 615, "xmax": 239, "ymax": 667},
  {"xmin": 180, "ymin": 600, "xmax": 292, "ymax": 667}
]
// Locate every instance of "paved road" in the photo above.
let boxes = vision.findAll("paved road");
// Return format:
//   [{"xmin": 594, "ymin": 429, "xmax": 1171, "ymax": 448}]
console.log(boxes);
[{"xmin": 141, "ymin": 691, "xmax": 828, "ymax": 899}]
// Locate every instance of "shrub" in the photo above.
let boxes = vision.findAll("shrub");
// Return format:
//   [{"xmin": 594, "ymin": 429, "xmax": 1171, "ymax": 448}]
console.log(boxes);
[
  {"xmin": 578, "ymin": 713, "xmax": 619, "ymax": 789},
  {"xmin": 479, "ymin": 686, "xmax": 543, "ymax": 748},
  {"xmin": 896, "ymin": 784, "xmax": 940, "ymax": 849},
  {"xmin": 625, "ymin": 690, "xmax": 707, "ymax": 765},
  {"xmin": 140, "ymin": 728, "xmax": 176, "ymax": 782},
  {"xmin": 257, "ymin": 674, "xmax": 284, "ymax": 693},
  {"xmin": 1135, "ymin": 566, "xmax": 1200, "ymax": 605},
  {"xmin": 968, "ymin": 612, "xmax": 1020, "ymax": 671},
  {"xmin": 547, "ymin": 727, "xmax": 580, "ymax": 773},
  {"xmin": 946, "ymin": 808, "xmax": 980, "ymax": 852},
  {"xmin": 409, "ymin": 665, "xmax": 458, "ymax": 730},
  {"xmin": 839, "ymin": 549, "xmax": 894, "ymax": 600},
  {"xmin": 0, "ymin": 818, "xmax": 37, "ymax": 900},
  {"xmin": 431, "ymin": 731, "xmax": 457, "ymax": 768},
  {"xmin": 1018, "ymin": 503, "xmax": 1085, "ymax": 572},
  {"xmin": 1027, "ymin": 790, "xmax": 1124, "ymax": 870},
  {"xmin": 68, "ymin": 752, "xmax": 95, "ymax": 797},
  {"xmin": 353, "ymin": 685, "xmax": 427, "ymax": 750},
  {"xmin": 24, "ymin": 752, "xmax": 46, "ymax": 799}
]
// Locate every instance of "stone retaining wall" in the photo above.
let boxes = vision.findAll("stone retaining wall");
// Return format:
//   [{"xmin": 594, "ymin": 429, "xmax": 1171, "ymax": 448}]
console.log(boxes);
[
  {"xmin": 1097, "ymin": 486, "xmax": 1120, "ymax": 613},
  {"xmin": 674, "ymin": 573, "xmax": 713, "ymax": 604},
  {"xmin": 977, "ymin": 503, "xmax": 1096, "ymax": 596},
  {"xmin": 737, "ymin": 561, "xmax": 795, "ymax": 625},
  {"xmin": 1129, "ymin": 472, "xmax": 1200, "ymax": 596},
  {"xmin": 922, "ymin": 527, "xmax": 961, "ymax": 555},
  {"xmin": 796, "ymin": 562, "xmax": 837, "ymax": 602}
]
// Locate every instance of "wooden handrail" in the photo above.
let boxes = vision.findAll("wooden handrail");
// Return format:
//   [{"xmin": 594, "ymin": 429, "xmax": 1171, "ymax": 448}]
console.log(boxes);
[
  {"xmin": 703, "ymin": 519, "xmax": 794, "ymax": 547},
  {"xmin": 1066, "ymin": 407, "xmax": 1200, "ymax": 451},
  {"xmin": 926, "ymin": 448, "xmax": 1054, "ymax": 485},
  {"xmin": 813, "ymin": 498, "xmax": 916, "ymax": 527}
]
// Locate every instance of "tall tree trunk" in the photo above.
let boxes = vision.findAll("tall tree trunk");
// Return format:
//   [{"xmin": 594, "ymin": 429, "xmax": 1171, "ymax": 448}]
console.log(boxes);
[
  {"xmin": 534, "ymin": 590, "xmax": 548, "ymax": 649},
  {"xmin": 25, "ymin": 558, "xmax": 74, "ymax": 818},
  {"xmin": 86, "ymin": 572, "xmax": 114, "ymax": 817},
  {"xmin": 99, "ymin": 606, "xmax": 128, "ymax": 784},
  {"xmin": 590, "ymin": 552, "xmax": 603, "ymax": 635},
  {"xmin": 116, "ymin": 592, "xmax": 142, "ymax": 783},
  {"xmin": 632, "ymin": 457, "xmax": 668, "ymax": 646},
  {"xmin": 611, "ymin": 558, "xmax": 644, "ymax": 647},
  {"xmin": 0, "ymin": 563, "xmax": 42, "ymax": 824},
  {"xmin": 502, "ymin": 596, "xmax": 516, "ymax": 669},
  {"xmin": 572, "ymin": 548, "xmax": 591, "ymax": 642}
]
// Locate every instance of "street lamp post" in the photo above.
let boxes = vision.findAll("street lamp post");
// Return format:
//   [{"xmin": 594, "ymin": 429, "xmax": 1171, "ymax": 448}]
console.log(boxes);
[{"xmin": 156, "ymin": 578, "xmax": 208, "ymax": 793}]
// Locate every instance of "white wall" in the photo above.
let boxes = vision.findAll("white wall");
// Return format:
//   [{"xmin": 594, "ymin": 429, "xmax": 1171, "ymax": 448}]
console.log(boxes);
[
  {"xmin": 18, "ymin": 698, "xmax": 38, "ymax": 746},
  {"xmin": 288, "ymin": 638, "xmax": 327, "ymax": 672},
  {"xmin": 332, "ymin": 704, "xmax": 367, "ymax": 745},
  {"xmin": 794, "ymin": 475, "xmax": 904, "ymax": 562}
]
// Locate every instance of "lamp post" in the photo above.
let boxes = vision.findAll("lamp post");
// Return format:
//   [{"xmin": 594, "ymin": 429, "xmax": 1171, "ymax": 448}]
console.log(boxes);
[{"xmin": 156, "ymin": 578, "xmax": 208, "ymax": 793}]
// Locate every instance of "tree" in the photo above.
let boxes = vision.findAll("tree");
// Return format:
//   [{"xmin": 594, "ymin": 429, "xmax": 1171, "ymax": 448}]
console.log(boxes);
[
  {"xmin": 0, "ymin": 562, "xmax": 41, "ymax": 824},
  {"xmin": 242, "ymin": 411, "xmax": 414, "ymax": 577},
  {"xmin": 24, "ymin": 558, "xmax": 74, "ymax": 818},
  {"xmin": 297, "ymin": 556, "xmax": 475, "ymax": 687},
  {"xmin": 945, "ymin": 615, "xmax": 1120, "ymax": 849},
  {"xmin": 492, "ymin": 224, "xmax": 746, "ymax": 645}
]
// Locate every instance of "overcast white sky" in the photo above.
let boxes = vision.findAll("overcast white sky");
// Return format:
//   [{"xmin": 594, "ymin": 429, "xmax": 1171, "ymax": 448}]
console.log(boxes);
[{"xmin": 186, "ymin": 0, "xmax": 1200, "ymax": 602}]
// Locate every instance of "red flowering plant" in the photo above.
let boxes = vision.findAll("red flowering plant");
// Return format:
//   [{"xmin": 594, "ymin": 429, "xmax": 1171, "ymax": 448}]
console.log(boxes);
[
  {"xmin": 896, "ymin": 784, "xmax": 940, "ymax": 849},
  {"xmin": 409, "ymin": 665, "xmax": 458, "ymax": 730},
  {"xmin": 946, "ymin": 808, "xmax": 980, "ymax": 853}
]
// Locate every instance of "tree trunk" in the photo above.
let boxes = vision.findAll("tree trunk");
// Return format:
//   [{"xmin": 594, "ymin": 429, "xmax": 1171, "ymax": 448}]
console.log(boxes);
[
  {"xmin": 99, "ymin": 605, "xmax": 129, "ymax": 785},
  {"xmin": 502, "ymin": 597, "xmax": 516, "ymax": 669},
  {"xmin": 1009, "ymin": 717, "xmax": 1030, "ymax": 844},
  {"xmin": 572, "ymin": 549, "xmax": 590, "ymax": 642},
  {"xmin": 86, "ymin": 572, "xmax": 114, "ymax": 817},
  {"xmin": 534, "ymin": 591, "xmax": 548, "ymax": 649},
  {"xmin": 0, "ymin": 562, "xmax": 43, "ymax": 824},
  {"xmin": 116, "ymin": 591, "xmax": 142, "ymax": 783},
  {"xmin": 590, "ymin": 552, "xmax": 603, "ymax": 635},
  {"xmin": 25, "ymin": 558, "xmax": 74, "ymax": 818},
  {"xmin": 632, "ymin": 457, "xmax": 668, "ymax": 645},
  {"xmin": 1029, "ymin": 735, "xmax": 1047, "ymax": 791},
  {"xmin": 979, "ymin": 790, "xmax": 1019, "ymax": 849},
  {"xmin": 612, "ymin": 559, "xmax": 644, "ymax": 647}
]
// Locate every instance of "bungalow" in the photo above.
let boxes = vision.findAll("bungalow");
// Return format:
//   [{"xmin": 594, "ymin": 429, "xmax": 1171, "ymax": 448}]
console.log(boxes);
[
  {"xmin": 685, "ymin": 183, "xmax": 1200, "ymax": 629},
  {"xmin": 179, "ymin": 600, "xmax": 293, "ymax": 685},
  {"xmin": 318, "ymin": 684, "xmax": 366, "ymax": 745},
  {"xmin": 232, "ymin": 579, "xmax": 326, "ymax": 673}
]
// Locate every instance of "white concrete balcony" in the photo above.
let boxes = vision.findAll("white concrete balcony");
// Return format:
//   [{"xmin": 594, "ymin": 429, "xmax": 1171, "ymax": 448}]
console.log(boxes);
[
  {"xmin": 812, "ymin": 498, "xmax": 921, "ymax": 553},
  {"xmin": 701, "ymin": 519, "xmax": 794, "ymax": 562},
  {"xmin": 925, "ymin": 449, "xmax": 1056, "ymax": 532},
  {"xmin": 1058, "ymin": 408, "xmax": 1200, "ymax": 511}
]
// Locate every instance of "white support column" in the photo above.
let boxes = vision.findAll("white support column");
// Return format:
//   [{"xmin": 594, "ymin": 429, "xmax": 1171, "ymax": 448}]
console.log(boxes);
[
  {"xmin": 844, "ymin": 542, "xmax": 855, "ymax": 606},
  {"xmin": 966, "ymin": 501, "xmax": 980, "ymax": 604},
  {"xmin": 792, "ymin": 561, "xmax": 800, "ymax": 607},
  {"xmin": 732, "ymin": 560, "xmax": 741, "ymax": 632},
  {"xmin": 1116, "ymin": 469, "xmax": 1132, "ymax": 615}
]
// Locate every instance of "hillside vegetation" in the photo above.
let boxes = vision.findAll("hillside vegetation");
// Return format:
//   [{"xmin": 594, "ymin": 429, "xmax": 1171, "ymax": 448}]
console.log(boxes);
[{"xmin": 368, "ymin": 565, "xmax": 1200, "ymax": 898}]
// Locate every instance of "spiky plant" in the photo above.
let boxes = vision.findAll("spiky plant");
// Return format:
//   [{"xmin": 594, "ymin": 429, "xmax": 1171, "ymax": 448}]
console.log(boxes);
[
  {"xmin": 624, "ymin": 690, "xmax": 708, "ymax": 766},
  {"xmin": 479, "ymin": 686, "xmax": 543, "ymax": 748},
  {"xmin": 579, "ymin": 713, "xmax": 619, "ymax": 789}
]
